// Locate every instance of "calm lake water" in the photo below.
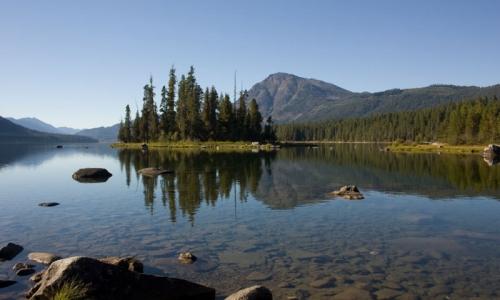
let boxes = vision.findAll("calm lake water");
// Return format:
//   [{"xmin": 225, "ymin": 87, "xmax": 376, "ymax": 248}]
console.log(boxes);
[{"xmin": 1, "ymin": 144, "xmax": 500, "ymax": 299}]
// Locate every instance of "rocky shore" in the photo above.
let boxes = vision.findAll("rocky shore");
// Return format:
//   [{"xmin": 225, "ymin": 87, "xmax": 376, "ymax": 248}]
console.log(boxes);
[{"xmin": 0, "ymin": 242, "xmax": 273, "ymax": 299}]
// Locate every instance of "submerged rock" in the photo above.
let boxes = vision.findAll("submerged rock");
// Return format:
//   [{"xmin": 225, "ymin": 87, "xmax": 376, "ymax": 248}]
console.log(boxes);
[
  {"xmin": 16, "ymin": 268, "xmax": 35, "ymax": 276},
  {"xmin": 0, "ymin": 280, "xmax": 16, "ymax": 288},
  {"xmin": 28, "ymin": 252, "xmax": 62, "ymax": 265},
  {"xmin": 225, "ymin": 285, "xmax": 272, "ymax": 300},
  {"xmin": 38, "ymin": 202, "xmax": 59, "ymax": 207},
  {"xmin": 0, "ymin": 242, "xmax": 23, "ymax": 261},
  {"xmin": 12, "ymin": 263, "xmax": 34, "ymax": 271},
  {"xmin": 138, "ymin": 167, "xmax": 173, "ymax": 176},
  {"xmin": 329, "ymin": 185, "xmax": 364, "ymax": 200},
  {"xmin": 99, "ymin": 256, "xmax": 143, "ymax": 273},
  {"xmin": 72, "ymin": 168, "xmax": 112, "ymax": 183},
  {"xmin": 178, "ymin": 252, "xmax": 197, "ymax": 264},
  {"xmin": 27, "ymin": 256, "xmax": 215, "ymax": 300}
]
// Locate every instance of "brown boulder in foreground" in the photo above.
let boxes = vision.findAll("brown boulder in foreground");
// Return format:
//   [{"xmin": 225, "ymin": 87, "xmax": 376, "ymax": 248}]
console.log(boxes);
[{"xmin": 27, "ymin": 256, "xmax": 215, "ymax": 300}]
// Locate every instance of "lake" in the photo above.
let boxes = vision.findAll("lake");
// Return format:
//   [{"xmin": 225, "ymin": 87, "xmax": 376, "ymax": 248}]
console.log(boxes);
[{"xmin": 1, "ymin": 144, "xmax": 500, "ymax": 299}]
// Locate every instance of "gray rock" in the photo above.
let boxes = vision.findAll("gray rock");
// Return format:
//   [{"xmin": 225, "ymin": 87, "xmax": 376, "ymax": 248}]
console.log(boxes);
[
  {"xmin": 138, "ymin": 167, "xmax": 173, "ymax": 176},
  {"xmin": 72, "ymin": 168, "xmax": 112, "ymax": 183},
  {"xmin": 225, "ymin": 285, "xmax": 272, "ymax": 300},
  {"xmin": 12, "ymin": 263, "xmax": 34, "ymax": 271},
  {"xmin": 0, "ymin": 280, "xmax": 16, "ymax": 288},
  {"xmin": 28, "ymin": 252, "xmax": 62, "ymax": 265},
  {"xmin": 99, "ymin": 256, "xmax": 143, "ymax": 273},
  {"xmin": 178, "ymin": 252, "xmax": 197, "ymax": 264},
  {"xmin": 27, "ymin": 256, "xmax": 215, "ymax": 300},
  {"xmin": 329, "ymin": 185, "xmax": 364, "ymax": 200},
  {"xmin": 246, "ymin": 272, "xmax": 271, "ymax": 281},
  {"xmin": 38, "ymin": 202, "xmax": 59, "ymax": 207},
  {"xmin": 0, "ymin": 243, "xmax": 23, "ymax": 261},
  {"xmin": 30, "ymin": 272, "xmax": 43, "ymax": 283}
]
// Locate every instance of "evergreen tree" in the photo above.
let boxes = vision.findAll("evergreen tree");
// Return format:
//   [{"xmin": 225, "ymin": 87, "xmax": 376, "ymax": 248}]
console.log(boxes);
[
  {"xmin": 165, "ymin": 67, "xmax": 177, "ymax": 139},
  {"xmin": 218, "ymin": 94, "xmax": 234, "ymax": 140},
  {"xmin": 202, "ymin": 86, "xmax": 218, "ymax": 140},
  {"xmin": 132, "ymin": 110, "xmax": 141, "ymax": 142},
  {"xmin": 140, "ymin": 76, "xmax": 158, "ymax": 143},
  {"xmin": 123, "ymin": 104, "xmax": 132, "ymax": 142},
  {"xmin": 247, "ymin": 98, "xmax": 263, "ymax": 140},
  {"xmin": 235, "ymin": 91, "xmax": 248, "ymax": 140},
  {"xmin": 176, "ymin": 75, "xmax": 188, "ymax": 139}
]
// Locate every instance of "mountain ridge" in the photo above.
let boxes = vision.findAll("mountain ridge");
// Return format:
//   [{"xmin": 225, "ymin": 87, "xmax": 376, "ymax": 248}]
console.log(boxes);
[
  {"xmin": 247, "ymin": 73, "xmax": 500, "ymax": 123},
  {"xmin": 0, "ymin": 116, "xmax": 97, "ymax": 144}
]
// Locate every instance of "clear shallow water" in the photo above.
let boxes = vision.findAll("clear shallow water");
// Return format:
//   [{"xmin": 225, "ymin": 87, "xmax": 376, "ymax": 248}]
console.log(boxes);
[{"xmin": 1, "ymin": 144, "xmax": 500, "ymax": 299}]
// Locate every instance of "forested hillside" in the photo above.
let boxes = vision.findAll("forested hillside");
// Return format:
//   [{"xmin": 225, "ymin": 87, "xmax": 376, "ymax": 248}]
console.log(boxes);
[
  {"xmin": 247, "ymin": 73, "xmax": 500, "ymax": 123},
  {"xmin": 276, "ymin": 96, "xmax": 500, "ymax": 144}
]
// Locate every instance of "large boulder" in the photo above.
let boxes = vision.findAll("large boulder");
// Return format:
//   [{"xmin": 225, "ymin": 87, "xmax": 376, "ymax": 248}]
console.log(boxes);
[
  {"xmin": 329, "ymin": 185, "xmax": 364, "ymax": 200},
  {"xmin": 27, "ymin": 256, "xmax": 215, "ymax": 300},
  {"xmin": 72, "ymin": 168, "xmax": 112, "ymax": 183},
  {"xmin": 225, "ymin": 285, "xmax": 272, "ymax": 300},
  {"xmin": 0, "ymin": 242, "xmax": 23, "ymax": 261},
  {"xmin": 138, "ymin": 168, "xmax": 173, "ymax": 177}
]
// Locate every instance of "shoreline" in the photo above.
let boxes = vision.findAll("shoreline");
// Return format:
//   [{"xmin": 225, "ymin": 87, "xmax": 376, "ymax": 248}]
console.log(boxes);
[
  {"xmin": 386, "ymin": 143, "xmax": 486, "ymax": 154},
  {"xmin": 110, "ymin": 141, "xmax": 279, "ymax": 151}
]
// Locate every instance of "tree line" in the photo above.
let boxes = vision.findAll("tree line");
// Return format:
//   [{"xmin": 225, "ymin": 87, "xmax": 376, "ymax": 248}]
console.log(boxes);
[
  {"xmin": 118, "ymin": 66, "xmax": 276, "ymax": 143},
  {"xmin": 276, "ymin": 96, "xmax": 500, "ymax": 144}
]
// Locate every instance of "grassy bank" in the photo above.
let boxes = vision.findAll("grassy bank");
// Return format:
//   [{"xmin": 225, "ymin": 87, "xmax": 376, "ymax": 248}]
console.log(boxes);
[
  {"xmin": 111, "ymin": 141, "xmax": 278, "ymax": 151},
  {"xmin": 387, "ymin": 143, "xmax": 485, "ymax": 154}
]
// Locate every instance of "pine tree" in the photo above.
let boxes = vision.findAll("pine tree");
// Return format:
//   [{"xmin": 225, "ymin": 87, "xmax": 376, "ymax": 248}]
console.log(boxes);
[
  {"xmin": 247, "ymin": 98, "xmax": 263, "ymax": 141},
  {"xmin": 176, "ymin": 75, "xmax": 188, "ymax": 139},
  {"xmin": 218, "ymin": 94, "xmax": 234, "ymax": 140},
  {"xmin": 235, "ymin": 91, "xmax": 248, "ymax": 140},
  {"xmin": 132, "ymin": 110, "xmax": 141, "ymax": 142},
  {"xmin": 140, "ymin": 76, "xmax": 158, "ymax": 142},
  {"xmin": 185, "ymin": 66, "xmax": 202, "ymax": 140},
  {"xmin": 123, "ymin": 104, "xmax": 132, "ymax": 142},
  {"xmin": 202, "ymin": 86, "xmax": 218, "ymax": 140},
  {"xmin": 165, "ymin": 67, "xmax": 177, "ymax": 139}
]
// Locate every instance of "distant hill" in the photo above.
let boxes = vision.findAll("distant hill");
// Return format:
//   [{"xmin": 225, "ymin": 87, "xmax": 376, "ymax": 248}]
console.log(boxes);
[
  {"xmin": 247, "ymin": 73, "xmax": 500, "ymax": 123},
  {"xmin": 0, "ymin": 116, "xmax": 96, "ymax": 144},
  {"xmin": 7, "ymin": 117, "xmax": 80, "ymax": 135},
  {"xmin": 76, "ymin": 123, "xmax": 120, "ymax": 142}
]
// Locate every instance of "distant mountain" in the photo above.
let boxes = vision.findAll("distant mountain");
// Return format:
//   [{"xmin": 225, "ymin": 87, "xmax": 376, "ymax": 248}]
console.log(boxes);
[
  {"xmin": 7, "ymin": 117, "xmax": 80, "ymax": 135},
  {"xmin": 247, "ymin": 73, "xmax": 500, "ymax": 123},
  {"xmin": 76, "ymin": 123, "xmax": 120, "ymax": 142},
  {"xmin": 0, "ymin": 116, "xmax": 97, "ymax": 144}
]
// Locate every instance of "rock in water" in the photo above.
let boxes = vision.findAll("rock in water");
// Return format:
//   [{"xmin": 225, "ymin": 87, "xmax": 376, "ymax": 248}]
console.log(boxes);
[
  {"xmin": 99, "ymin": 256, "xmax": 143, "ymax": 273},
  {"xmin": 72, "ymin": 168, "xmax": 112, "ymax": 183},
  {"xmin": 225, "ymin": 285, "xmax": 272, "ymax": 300},
  {"xmin": 28, "ymin": 252, "xmax": 62, "ymax": 265},
  {"xmin": 27, "ymin": 256, "xmax": 215, "ymax": 300},
  {"xmin": 12, "ymin": 263, "xmax": 34, "ymax": 271},
  {"xmin": 0, "ymin": 243, "xmax": 23, "ymax": 261},
  {"xmin": 329, "ymin": 185, "xmax": 364, "ymax": 200},
  {"xmin": 483, "ymin": 144, "xmax": 500, "ymax": 157},
  {"xmin": 38, "ymin": 202, "xmax": 59, "ymax": 207},
  {"xmin": 0, "ymin": 280, "xmax": 16, "ymax": 288},
  {"xmin": 178, "ymin": 252, "xmax": 197, "ymax": 264},
  {"xmin": 16, "ymin": 268, "xmax": 36, "ymax": 276},
  {"xmin": 138, "ymin": 167, "xmax": 173, "ymax": 176}
]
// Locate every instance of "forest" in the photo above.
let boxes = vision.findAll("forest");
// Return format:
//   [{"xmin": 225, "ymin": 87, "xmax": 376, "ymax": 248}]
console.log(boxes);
[
  {"xmin": 118, "ymin": 66, "xmax": 276, "ymax": 143},
  {"xmin": 276, "ymin": 96, "xmax": 500, "ymax": 144}
]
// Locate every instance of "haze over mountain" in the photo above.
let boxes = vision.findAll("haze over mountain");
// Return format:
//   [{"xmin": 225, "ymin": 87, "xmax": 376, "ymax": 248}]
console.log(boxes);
[
  {"xmin": 75, "ymin": 124, "xmax": 120, "ymax": 142},
  {"xmin": 7, "ymin": 117, "xmax": 80, "ymax": 135},
  {"xmin": 0, "ymin": 116, "xmax": 96, "ymax": 144},
  {"xmin": 247, "ymin": 73, "xmax": 500, "ymax": 123}
]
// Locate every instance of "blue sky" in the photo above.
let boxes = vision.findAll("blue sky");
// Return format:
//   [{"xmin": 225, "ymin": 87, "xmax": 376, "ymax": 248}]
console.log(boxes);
[{"xmin": 1, "ymin": 0, "xmax": 499, "ymax": 128}]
